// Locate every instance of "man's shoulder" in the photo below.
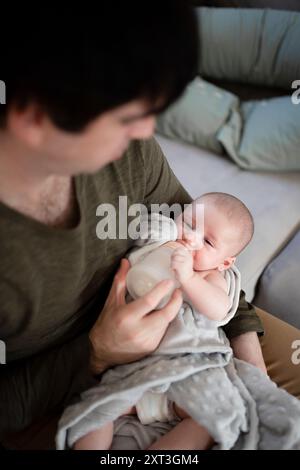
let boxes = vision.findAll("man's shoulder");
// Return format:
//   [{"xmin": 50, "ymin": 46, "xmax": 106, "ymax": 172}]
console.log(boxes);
[
  {"xmin": 123, "ymin": 137, "xmax": 163, "ymax": 163},
  {"xmin": 84, "ymin": 138, "xmax": 160, "ymax": 203},
  {"xmin": 90, "ymin": 137, "xmax": 164, "ymax": 188},
  {"xmin": 93, "ymin": 138, "xmax": 158, "ymax": 177}
]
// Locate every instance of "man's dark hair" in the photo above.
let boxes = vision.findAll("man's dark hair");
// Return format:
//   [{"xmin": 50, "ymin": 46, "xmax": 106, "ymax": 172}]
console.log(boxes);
[{"xmin": 0, "ymin": 3, "xmax": 199, "ymax": 132}]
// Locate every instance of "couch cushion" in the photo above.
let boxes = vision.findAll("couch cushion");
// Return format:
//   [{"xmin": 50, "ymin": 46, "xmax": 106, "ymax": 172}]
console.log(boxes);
[
  {"xmin": 156, "ymin": 134, "xmax": 300, "ymax": 301},
  {"xmin": 196, "ymin": 8, "xmax": 300, "ymax": 90},
  {"xmin": 156, "ymin": 77, "xmax": 239, "ymax": 154},
  {"xmin": 218, "ymin": 96, "xmax": 300, "ymax": 171},
  {"xmin": 208, "ymin": 79, "xmax": 286, "ymax": 101},
  {"xmin": 240, "ymin": 98, "xmax": 300, "ymax": 171},
  {"xmin": 254, "ymin": 230, "xmax": 300, "ymax": 328},
  {"xmin": 193, "ymin": 1, "xmax": 300, "ymax": 10}
]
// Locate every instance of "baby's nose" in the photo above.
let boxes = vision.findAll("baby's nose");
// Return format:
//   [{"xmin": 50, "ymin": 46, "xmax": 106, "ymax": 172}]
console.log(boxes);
[{"xmin": 184, "ymin": 230, "xmax": 203, "ymax": 249}]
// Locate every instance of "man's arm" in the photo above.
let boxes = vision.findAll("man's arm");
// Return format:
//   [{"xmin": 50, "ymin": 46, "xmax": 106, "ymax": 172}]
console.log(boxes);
[
  {"xmin": 222, "ymin": 290, "xmax": 264, "ymax": 340},
  {"xmin": 222, "ymin": 291, "xmax": 266, "ymax": 372},
  {"xmin": 230, "ymin": 331, "xmax": 268, "ymax": 374},
  {"xmin": 0, "ymin": 333, "xmax": 97, "ymax": 439},
  {"xmin": 0, "ymin": 260, "xmax": 183, "ymax": 439}
]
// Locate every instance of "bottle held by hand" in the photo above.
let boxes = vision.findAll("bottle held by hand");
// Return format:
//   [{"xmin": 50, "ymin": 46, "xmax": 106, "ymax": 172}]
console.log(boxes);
[{"xmin": 126, "ymin": 243, "xmax": 180, "ymax": 309}]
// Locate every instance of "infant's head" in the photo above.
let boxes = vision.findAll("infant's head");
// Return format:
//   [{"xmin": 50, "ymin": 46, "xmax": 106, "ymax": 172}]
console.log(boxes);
[{"xmin": 176, "ymin": 192, "xmax": 254, "ymax": 272}]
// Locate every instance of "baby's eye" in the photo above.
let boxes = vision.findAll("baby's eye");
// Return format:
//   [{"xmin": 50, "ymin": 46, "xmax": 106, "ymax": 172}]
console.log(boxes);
[{"xmin": 204, "ymin": 238, "xmax": 213, "ymax": 247}]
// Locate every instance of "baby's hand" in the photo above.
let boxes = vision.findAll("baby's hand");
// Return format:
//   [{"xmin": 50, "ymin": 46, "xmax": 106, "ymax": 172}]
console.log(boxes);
[{"xmin": 171, "ymin": 247, "xmax": 194, "ymax": 284}]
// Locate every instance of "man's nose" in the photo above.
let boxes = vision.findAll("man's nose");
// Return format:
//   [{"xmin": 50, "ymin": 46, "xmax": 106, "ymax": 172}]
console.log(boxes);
[{"xmin": 127, "ymin": 116, "xmax": 156, "ymax": 139}]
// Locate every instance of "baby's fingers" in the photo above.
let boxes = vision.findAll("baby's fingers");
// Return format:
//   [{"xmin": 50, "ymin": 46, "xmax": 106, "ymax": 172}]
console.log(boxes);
[
  {"xmin": 172, "ymin": 253, "xmax": 187, "ymax": 260},
  {"xmin": 171, "ymin": 257, "xmax": 186, "ymax": 267},
  {"xmin": 173, "ymin": 247, "xmax": 189, "ymax": 256}
]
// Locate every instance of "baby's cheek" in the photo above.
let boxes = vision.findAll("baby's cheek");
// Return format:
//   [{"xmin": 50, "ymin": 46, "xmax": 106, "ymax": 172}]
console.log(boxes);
[
  {"xmin": 193, "ymin": 251, "xmax": 203, "ymax": 269},
  {"xmin": 194, "ymin": 249, "xmax": 214, "ymax": 270}
]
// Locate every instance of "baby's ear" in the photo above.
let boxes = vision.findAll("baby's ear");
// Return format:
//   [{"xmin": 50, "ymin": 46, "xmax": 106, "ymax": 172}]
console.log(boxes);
[{"xmin": 218, "ymin": 257, "xmax": 236, "ymax": 272}]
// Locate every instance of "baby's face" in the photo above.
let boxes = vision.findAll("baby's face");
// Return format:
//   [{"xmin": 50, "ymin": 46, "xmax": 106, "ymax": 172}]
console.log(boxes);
[{"xmin": 175, "ymin": 202, "xmax": 238, "ymax": 271}]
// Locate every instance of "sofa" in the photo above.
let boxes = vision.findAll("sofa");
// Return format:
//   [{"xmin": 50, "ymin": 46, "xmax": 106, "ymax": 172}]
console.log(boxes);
[{"xmin": 156, "ymin": 0, "xmax": 300, "ymax": 328}]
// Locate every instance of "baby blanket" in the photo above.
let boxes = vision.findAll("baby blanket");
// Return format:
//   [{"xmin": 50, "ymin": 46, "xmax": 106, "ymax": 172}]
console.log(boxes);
[{"xmin": 56, "ymin": 214, "xmax": 300, "ymax": 450}]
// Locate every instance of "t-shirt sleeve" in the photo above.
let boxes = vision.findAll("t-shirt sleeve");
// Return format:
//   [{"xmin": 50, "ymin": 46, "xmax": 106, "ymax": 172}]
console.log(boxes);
[
  {"xmin": 138, "ymin": 137, "xmax": 192, "ymax": 208},
  {"xmin": 223, "ymin": 290, "xmax": 264, "ymax": 339}
]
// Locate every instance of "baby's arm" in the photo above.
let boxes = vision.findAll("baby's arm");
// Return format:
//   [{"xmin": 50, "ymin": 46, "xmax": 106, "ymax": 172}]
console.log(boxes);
[
  {"xmin": 184, "ymin": 271, "xmax": 230, "ymax": 321},
  {"xmin": 171, "ymin": 248, "xmax": 230, "ymax": 321}
]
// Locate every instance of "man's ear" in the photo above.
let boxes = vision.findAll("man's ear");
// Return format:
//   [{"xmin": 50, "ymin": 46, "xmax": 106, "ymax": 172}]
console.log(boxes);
[
  {"xmin": 6, "ymin": 102, "xmax": 45, "ymax": 148},
  {"xmin": 218, "ymin": 256, "xmax": 236, "ymax": 272}
]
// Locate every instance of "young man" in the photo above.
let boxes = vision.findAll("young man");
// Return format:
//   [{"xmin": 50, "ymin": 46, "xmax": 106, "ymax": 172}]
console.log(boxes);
[{"xmin": 0, "ymin": 4, "xmax": 299, "ymax": 449}]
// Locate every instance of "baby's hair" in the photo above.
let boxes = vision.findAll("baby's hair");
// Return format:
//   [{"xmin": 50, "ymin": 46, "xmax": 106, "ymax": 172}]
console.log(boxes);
[{"xmin": 194, "ymin": 192, "xmax": 254, "ymax": 255}]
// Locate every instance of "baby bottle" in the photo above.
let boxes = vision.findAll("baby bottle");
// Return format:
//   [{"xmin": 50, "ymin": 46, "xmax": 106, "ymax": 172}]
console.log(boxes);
[{"xmin": 126, "ymin": 242, "xmax": 181, "ymax": 309}]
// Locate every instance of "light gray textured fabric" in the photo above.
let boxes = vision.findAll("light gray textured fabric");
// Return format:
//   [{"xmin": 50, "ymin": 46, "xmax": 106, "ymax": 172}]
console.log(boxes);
[
  {"xmin": 56, "ymin": 352, "xmax": 300, "ymax": 450},
  {"xmin": 56, "ymin": 214, "xmax": 300, "ymax": 450},
  {"xmin": 110, "ymin": 355, "xmax": 300, "ymax": 450}
]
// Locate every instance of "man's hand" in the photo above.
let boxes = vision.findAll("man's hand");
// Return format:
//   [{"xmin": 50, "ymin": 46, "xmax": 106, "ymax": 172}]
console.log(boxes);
[
  {"xmin": 230, "ymin": 331, "xmax": 268, "ymax": 375},
  {"xmin": 89, "ymin": 258, "xmax": 183, "ymax": 375},
  {"xmin": 171, "ymin": 247, "xmax": 194, "ymax": 284}
]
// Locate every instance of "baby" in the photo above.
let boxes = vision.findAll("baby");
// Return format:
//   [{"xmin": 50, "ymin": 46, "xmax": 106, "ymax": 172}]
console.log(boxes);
[{"xmin": 73, "ymin": 192, "xmax": 254, "ymax": 450}]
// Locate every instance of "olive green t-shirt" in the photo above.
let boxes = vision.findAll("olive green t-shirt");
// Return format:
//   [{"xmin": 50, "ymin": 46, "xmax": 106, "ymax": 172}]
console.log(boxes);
[{"xmin": 0, "ymin": 137, "xmax": 263, "ymax": 438}]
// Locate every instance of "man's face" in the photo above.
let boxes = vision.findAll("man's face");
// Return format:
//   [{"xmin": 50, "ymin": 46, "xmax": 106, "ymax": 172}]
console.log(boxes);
[{"xmin": 23, "ymin": 99, "xmax": 157, "ymax": 175}]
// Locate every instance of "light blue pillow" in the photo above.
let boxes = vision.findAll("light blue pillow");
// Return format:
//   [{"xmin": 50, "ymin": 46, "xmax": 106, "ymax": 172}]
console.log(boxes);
[
  {"xmin": 219, "ymin": 96, "xmax": 300, "ymax": 171},
  {"xmin": 156, "ymin": 77, "xmax": 240, "ymax": 154}
]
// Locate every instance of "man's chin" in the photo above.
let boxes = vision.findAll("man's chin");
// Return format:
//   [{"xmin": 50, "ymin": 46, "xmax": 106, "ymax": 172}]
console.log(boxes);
[
  {"xmin": 84, "ymin": 155, "xmax": 123, "ymax": 174},
  {"xmin": 112, "ymin": 150, "xmax": 125, "ymax": 161},
  {"xmin": 103, "ymin": 147, "xmax": 127, "ymax": 164},
  {"xmin": 78, "ymin": 147, "xmax": 128, "ymax": 174}
]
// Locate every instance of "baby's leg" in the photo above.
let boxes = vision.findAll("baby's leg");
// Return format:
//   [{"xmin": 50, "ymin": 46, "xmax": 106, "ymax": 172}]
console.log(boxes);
[
  {"xmin": 147, "ymin": 403, "xmax": 214, "ymax": 450},
  {"xmin": 73, "ymin": 421, "xmax": 114, "ymax": 450},
  {"xmin": 73, "ymin": 406, "xmax": 136, "ymax": 450}
]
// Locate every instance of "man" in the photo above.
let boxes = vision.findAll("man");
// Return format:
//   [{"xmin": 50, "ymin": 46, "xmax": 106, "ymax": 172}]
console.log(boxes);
[{"xmin": 0, "ymin": 4, "xmax": 299, "ymax": 449}]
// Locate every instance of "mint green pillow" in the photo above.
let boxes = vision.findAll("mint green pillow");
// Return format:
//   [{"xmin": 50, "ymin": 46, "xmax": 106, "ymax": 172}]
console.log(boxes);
[
  {"xmin": 219, "ymin": 96, "xmax": 300, "ymax": 171},
  {"xmin": 197, "ymin": 8, "xmax": 300, "ymax": 90},
  {"xmin": 156, "ymin": 77, "xmax": 240, "ymax": 154}
]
